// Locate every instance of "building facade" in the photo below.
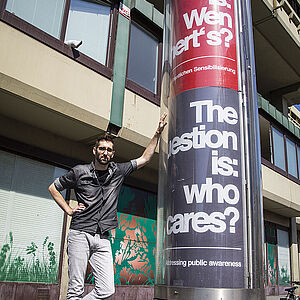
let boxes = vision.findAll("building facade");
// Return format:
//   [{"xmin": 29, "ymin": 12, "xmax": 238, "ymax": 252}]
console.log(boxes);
[{"xmin": 0, "ymin": 0, "xmax": 299, "ymax": 299}]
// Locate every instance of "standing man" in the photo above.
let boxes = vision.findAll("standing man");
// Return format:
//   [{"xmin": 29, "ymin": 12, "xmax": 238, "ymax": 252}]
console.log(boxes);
[{"xmin": 48, "ymin": 113, "xmax": 167, "ymax": 300}]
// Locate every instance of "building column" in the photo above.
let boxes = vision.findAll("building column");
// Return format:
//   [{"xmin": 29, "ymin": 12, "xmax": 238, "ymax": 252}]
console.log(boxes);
[{"xmin": 109, "ymin": 1, "xmax": 132, "ymax": 130}]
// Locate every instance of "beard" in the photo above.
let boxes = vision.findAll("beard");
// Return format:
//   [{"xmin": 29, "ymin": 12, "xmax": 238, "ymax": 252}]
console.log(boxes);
[{"xmin": 95, "ymin": 153, "xmax": 110, "ymax": 165}]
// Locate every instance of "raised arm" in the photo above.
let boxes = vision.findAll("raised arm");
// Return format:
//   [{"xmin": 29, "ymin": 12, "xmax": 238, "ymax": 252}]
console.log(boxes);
[{"xmin": 136, "ymin": 113, "xmax": 167, "ymax": 169}]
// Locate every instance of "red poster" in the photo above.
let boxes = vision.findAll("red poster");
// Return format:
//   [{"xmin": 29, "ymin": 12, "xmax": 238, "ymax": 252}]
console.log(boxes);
[{"xmin": 170, "ymin": 0, "xmax": 238, "ymax": 95}]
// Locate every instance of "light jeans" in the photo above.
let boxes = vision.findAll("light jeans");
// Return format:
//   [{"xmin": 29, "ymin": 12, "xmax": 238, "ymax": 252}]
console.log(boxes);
[{"xmin": 66, "ymin": 229, "xmax": 115, "ymax": 300}]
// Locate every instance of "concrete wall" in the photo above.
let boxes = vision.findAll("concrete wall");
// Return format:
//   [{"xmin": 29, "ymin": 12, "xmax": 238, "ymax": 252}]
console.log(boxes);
[
  {"xmin": 0, "ymin": 22, "xmax": 112, "ymax": 133},
  {"xmin": 262, "ymin": 164, "xmax": 300, "ymax": 216},
  {"xmin": 121, "ymin": 89, "xmax": 160, "ymax": 147}
]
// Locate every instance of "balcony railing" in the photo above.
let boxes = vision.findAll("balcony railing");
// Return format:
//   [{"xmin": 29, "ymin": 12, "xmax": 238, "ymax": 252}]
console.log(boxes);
[
  {"xmin": 273, "ymin": 0, "xmax": 300, "ymax": 32},
  {"xmin": 287, "ymin": 0, "xmax": 300, "ymax": 19}
]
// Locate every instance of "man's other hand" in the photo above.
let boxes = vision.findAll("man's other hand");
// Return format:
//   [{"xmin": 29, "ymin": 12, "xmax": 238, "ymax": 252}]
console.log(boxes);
[{"xmin": 69, "ymin": 203, "xmax": 86, "ymax": 216}]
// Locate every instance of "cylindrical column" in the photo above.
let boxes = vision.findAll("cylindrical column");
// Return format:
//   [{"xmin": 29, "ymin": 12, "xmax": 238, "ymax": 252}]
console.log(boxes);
[{"xmin": 155, "ymin": 0, "xmax": 264, "ymax": 298}]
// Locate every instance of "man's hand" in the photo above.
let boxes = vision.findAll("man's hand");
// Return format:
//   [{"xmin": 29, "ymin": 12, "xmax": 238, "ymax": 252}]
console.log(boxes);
[
  {"xmin": 69, "ymin": 203, "xmax": 86, "ymax": 216},
  {"xmin": 136, "ymin": 113, "xmax": 168, "ymax": 169},
  {"xmin": 156, "ymin": 112, "xmax": 167, "ymax": 135},
  {"xmin": 49, "ymin": 183, "xmax": 86, "ymax": 216}
]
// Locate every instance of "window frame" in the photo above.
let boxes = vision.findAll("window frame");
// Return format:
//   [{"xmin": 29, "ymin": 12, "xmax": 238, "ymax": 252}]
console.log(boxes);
[
  {"xmin": 0, "ymin": 0, "xmax": 118, "ymax": 80},
  {"xmin": 259, "ymin": 111, "xmax": 300, "ymax": 185},
  {"xmin": 125, "ymin": 9, "xmax": 163, "ymax": 106}
]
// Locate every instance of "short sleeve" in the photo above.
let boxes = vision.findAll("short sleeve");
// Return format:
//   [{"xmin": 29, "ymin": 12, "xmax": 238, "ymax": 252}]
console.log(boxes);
[
  {"xmin": 53, "ymin": 168, "xmax": 77, "ymax": 191},
  {"xmin": 118, "ymin": 160, "xmax": 137, "ymax": 177}
]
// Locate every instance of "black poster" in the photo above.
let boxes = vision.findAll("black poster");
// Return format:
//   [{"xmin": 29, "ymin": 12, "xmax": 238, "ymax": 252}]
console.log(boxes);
[{"xmin": 165, "ymin": 86, "xmax": 245, "ymax": 288}]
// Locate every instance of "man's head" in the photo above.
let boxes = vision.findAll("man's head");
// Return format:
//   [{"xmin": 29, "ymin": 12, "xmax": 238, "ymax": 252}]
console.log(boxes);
[{"xmin": 93, "ymin": 134, "xmax": 115, "ymax": 166}]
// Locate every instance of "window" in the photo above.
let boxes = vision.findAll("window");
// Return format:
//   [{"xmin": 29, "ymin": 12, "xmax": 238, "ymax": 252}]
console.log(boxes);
[
  {"xmin": 277, "ymin": 229, "xmax": 290, "ymax": 285},
  {"xmin": 65, "ymin": 0, "xmax": 111, "ymax": 65},
  {"xmin": 265, "ymin": 222, "xmax": 291, "ymax": 296},
  {"xmin": 127, "ymin": 22, "xmax": 159, "ymax": 94},
  {"xmin": 0, "ymin": 150, "xmax": 66, "ymax": 283},
  {"xmin": 272, "ymin": 127, "xmax": 286, "ymax": 171},
  {"xmin": 3, "ymin": 0, "xmax": 115, "ymax": 78},
  {"xmin": 286, "ymin": 138, "xmax": 297, "ymax": 178},
  {"xmin": 259, "ymin": 115, "xmax": 271, "ymax": 161},
  {"xmin": 6, "ymin": 0, "xmax": 66, "ymax": 38},
  {"xmin": 260, "ymin": 115, "xmax": 300, "ymax": 182}
]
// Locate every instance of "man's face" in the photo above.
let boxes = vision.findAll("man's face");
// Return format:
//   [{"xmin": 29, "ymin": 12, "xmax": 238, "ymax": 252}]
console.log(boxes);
[{"xmin": 93, "ymin": 140, "xmax": 114, "ymax": 165}]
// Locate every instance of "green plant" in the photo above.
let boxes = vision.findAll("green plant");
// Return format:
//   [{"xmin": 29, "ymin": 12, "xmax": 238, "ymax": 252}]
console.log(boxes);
[
  {"xmin": 0, "ymin": 244, "xmax": 10, "ymax": 269},
  {"xmin": 0, "ymin": 232, "xmax": 58, "ymax": 283},
  {"xmin": 279, "ymin": 266, "xmax": 290, "ymax": 285},
  {"xmin": 26, "ymin": 242, "xmax": 38, "ymax": 257},
  {"xmin": 47, "ymin": 242, "xmax": 56, "ymax": 269}
]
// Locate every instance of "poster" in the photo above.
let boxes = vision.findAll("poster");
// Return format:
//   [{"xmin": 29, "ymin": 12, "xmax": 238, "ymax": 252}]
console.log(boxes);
[{"xmin": 165, "ymin": 0, "xmax": 245, "ymax": 288}]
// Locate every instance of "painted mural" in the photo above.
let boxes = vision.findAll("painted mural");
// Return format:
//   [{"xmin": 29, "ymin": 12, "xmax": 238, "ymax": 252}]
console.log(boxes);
[
  {"xmin": 0, "ymin": 232, "xmax": 58, "ymax": 283},
  {"xmin": 267, "ymin": 243, "xmax": 278, "ymax": 286},
  {"xmin": 85, "ymin": 185, "xmax": 157, "ymax": 285},
  {"xmin": 264, "ymin": 221, "xmax": 291, "ymax": 288}
]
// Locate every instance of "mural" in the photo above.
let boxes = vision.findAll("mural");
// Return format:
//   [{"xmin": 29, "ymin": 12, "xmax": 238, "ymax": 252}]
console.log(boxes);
[
  {"xmin": 264, "ymin": 222, "xmax": 291, "ymax": 287},
  {"xmin": 85, "ymin": 185, "xmax": 157, "ymax": 285},
  {"xmin": 267, "ymin": 243, "xmax": 278, "ymax": 286},
  {"xmin": 0, "ymin": 232, "xmax": 58, "ymax": 283}
]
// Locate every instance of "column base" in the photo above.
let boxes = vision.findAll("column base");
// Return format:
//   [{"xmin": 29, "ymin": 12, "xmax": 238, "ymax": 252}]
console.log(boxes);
[{"xmin": 154, "ymin": 285, "xmax": 266, "ymax": 300}]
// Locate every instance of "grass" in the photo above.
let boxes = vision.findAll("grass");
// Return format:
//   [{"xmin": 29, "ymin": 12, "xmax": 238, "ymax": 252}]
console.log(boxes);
[{"xmin": 0, "ymin": 232, "xmax": 58, "ymax": 283}]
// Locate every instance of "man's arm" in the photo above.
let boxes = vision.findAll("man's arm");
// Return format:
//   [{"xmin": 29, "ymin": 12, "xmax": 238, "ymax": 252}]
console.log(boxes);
[
  {"xmin": 48, "ymin": 183, "xmax": 85, "ymax": 216},
  {"xmin": 136, "ymin": 113, "xmax": 167, "ymax": 169}
]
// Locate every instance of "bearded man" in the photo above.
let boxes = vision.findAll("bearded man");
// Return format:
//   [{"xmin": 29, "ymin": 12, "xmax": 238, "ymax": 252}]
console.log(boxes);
[{"xmin": 48, "ymin": 113, "xmax": 167, "ymax": 300}]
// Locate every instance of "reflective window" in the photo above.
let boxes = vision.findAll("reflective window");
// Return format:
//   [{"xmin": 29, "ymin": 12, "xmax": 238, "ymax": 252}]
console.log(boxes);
[
  {"xmin": 272, "ymin": 127, "xmax": 286, "ymax": 171},
  {"xmin": 127, "ymin": 22, "xmax": 159, "ymax": 93},
  {"xmin": 277, "ymin": 229, "xmax": 290, "ymax": 285},
  {"xmin": 259, "ymin": 115, "xmax": 271, "ymax": 162},
  {"xmin": 286, "ymin": 138, "xmax": 297, "ymax": 177},
  {"xmin": 65, "ymin": 0, "xmax": 111, "ymax": 65},
  {"xmin": 6, "ymin": 0, "xmax": 66, "ymax": 38}
]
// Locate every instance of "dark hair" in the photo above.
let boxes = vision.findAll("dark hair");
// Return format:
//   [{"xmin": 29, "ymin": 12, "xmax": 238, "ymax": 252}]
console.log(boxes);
[{"xmin": 94, "ymin": 133, "xmax": 115, "ymax": 149}]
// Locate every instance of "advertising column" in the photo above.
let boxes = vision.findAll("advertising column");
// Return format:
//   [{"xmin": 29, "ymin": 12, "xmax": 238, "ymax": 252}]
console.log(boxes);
[{"xmin": 155, "ymin": 0, "xmax": 264, "ymax": 298}]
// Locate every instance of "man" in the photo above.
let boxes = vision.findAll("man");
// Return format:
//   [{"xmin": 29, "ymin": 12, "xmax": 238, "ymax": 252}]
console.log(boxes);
[{"xmin": 48, "ymin": 113, "xmax": 167, "ymax": 300}]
